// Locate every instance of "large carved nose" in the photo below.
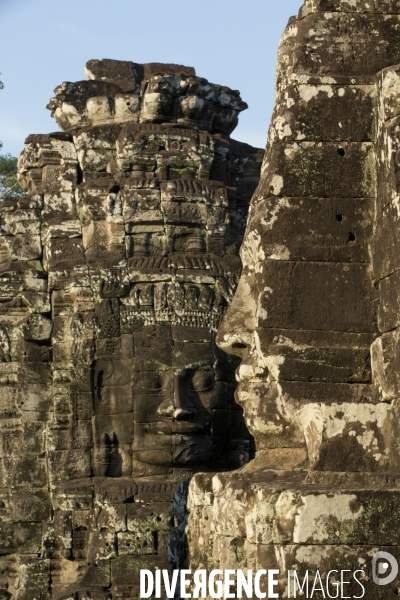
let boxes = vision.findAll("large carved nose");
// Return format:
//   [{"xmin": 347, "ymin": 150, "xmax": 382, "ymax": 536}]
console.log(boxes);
[
  {"xmin": 157, "ymin": 398, "xmax": 174, "ymax": 416},
  {"xmin": 216, "ymin": 273, "xmax": 257, "ymax": 358},
  {"xmin": 173, "ymin": 407, "xmax": 197, "ymax": 420},
  {"xmin": 173, "ymin": 372, "xmax": 197, "ymax": 420}
]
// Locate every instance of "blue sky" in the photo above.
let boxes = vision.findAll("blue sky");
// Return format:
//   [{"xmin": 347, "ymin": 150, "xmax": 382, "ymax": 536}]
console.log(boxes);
[{"xmin": 0, "ymin": 0, "xmax": 301, "ymax": 157}]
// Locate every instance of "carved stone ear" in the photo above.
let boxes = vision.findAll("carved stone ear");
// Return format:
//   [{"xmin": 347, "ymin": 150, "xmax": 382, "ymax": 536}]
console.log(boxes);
[{"xmin": 94, "ymin": 359, "xmax": 114, "ymax": 391}]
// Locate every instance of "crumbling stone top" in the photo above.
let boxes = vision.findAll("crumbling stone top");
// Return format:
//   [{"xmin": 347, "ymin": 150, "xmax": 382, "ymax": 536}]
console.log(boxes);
[
  {"xmin": 47, "ymin": 58, "xmax": 248, "ymax": 134},
  {"xmin": 299, "ymin": 0, "xmax": 400, "ymax": 14}
]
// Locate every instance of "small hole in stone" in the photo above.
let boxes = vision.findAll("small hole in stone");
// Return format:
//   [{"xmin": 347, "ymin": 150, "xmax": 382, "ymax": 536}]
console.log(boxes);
[
  {"xmin": 126, "ymin": 102, "xmax": 130, "ymax": 106},
  {"xmin": 338, "ymin": 147, "xmax": 345, "ymax": 157},
  {"xmin": 336, "ymin": 214, "xmax": 343, "ymax": 222},
  {"xmin": 232, "ymin": 343, "xmax": 247, "ymax": 350},
  {"xmin": 348, "ymin": 232, "xmax": 356, "ymax": 241},
  {"xmin": 126, "ymin": 543, "xmax": 130, "ymax": 547}
]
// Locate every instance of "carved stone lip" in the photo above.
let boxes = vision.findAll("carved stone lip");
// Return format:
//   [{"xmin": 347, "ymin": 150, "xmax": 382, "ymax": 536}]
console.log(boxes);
[
  {"xmin": 172, "ymin": 422, "xmax": 209, "ymax": 434},
  {"xmin": 140, "ymin": 424, "xmax": 209, "ymax": 437},
  {"xmin": 235, "ymin": 360, "xmax": 267, "ymax": 385}
]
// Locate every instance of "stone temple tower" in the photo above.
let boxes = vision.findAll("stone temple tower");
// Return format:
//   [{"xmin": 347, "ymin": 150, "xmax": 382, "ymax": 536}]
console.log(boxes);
[
  {"xmin": 0, "ymin": 61, "xmax": 262, "ymax": 598},
  {"xmin": 188, "ymin": 0, "xmax": 400, "ymax": 596}
]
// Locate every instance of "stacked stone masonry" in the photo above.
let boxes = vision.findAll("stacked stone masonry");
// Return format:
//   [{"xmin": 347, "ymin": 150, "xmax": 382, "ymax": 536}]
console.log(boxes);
[
  {"xmin": 0, "ymin": 60, "xmax": 262, "ymax": 598},
  {"xmin": 187, "ymin": 0, "xmax": 400, "ymax": 598}
]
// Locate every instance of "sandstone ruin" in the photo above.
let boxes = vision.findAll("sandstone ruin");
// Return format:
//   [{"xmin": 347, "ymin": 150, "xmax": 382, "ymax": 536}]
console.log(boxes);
[
  {"xmin": 0, "ymin": 61, "xmax": 262, "ymax": 598},
  {"xmin": 187, "ymin": 0, "xmax": 400, "ymax": 597},
  {"xmin": 5, "ymin": 0, "xmax": 400, "ymax": 597}
]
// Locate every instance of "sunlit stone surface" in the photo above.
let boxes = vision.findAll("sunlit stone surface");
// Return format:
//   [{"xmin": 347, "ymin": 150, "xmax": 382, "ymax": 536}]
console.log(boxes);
[{"xmin": 188, "ymin": 1, "xmax": 400, "ymax": 596}]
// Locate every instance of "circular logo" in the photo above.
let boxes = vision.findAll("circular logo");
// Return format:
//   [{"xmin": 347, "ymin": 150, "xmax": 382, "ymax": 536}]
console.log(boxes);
[{"xmin": 372, "ymin": 551, "xmax": 399, "ymax": 586}]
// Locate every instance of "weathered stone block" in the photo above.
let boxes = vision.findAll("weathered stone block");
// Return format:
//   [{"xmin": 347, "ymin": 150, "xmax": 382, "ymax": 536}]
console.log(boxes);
[
  {"xmin": 280, "ymin": 13, "xmax": 400, "ymax": 82},
  {"xmin": 87, "ymin": 531, "xmax": 117, "ymax": 561},
  {"xmin": 261, "ymin": 142, "xmax": 374, "ymax": 198},
  {"xmin": 96, "ymin": 503, "xmax": 127, "ymax": 533},
  {"xmin": 93, "ymin": 442, "xmax": 132, "ymax": 478},
  {"xmin": 13, "ymin": 558, "xmax": 51, "ymax": 600},
  {"xmin": 273, "ymin": 84, "xmax": 375, "ymax": 143},
  {"xmin": 247, "ymin": 196, "xmax": 372, "ymax": 263},
  {"xmin": 49, "ymin": 449, "xmax": 92, "ymax": 482},
  {"xmin": 256, "ymin": 328, "xmax": 373, "ymax": 383},
  {"xmin": 0, "ymin": 522, "xmax": 42, "ymax": 555},
  {"xmin": 111, "ymin": 555, "xmax": 167, "ymax": 587},
  {"xmin": 117, "ymin": 531, "xmax": 155, "ymax": 555},
  {"xmin": 93, "ymin": 384, "xmax": 133, "ymax": 415},
  {"xmin": 257, "ymin": 261, "xmax": 377, "ymax": 333}
]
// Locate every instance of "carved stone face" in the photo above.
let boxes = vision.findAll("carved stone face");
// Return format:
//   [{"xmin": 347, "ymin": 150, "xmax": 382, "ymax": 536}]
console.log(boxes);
[
  {"xmin": 131, "ymin": 325, "xmax": 233, "ymax": 474},
  {"xmin": 133, "ymin": 361, "xmax": 214, "ymax": 467},
  {"xmin": 216, "ymin": 245, "xmax": 269, "ymax": 444},
  {"xmin": 92, "ymin": 313, "xmax": 243, "ymax": 477},
  {"xmin": 2, "ymin": 58, "xmax": 263, "ymax": 598},
  {"xmin": 15, "ymin": 61, "xmax": 263, "ymax": 486},
  {"xmin": 217, "ymin": 187, "xmax": 387, "ymax": 472}
]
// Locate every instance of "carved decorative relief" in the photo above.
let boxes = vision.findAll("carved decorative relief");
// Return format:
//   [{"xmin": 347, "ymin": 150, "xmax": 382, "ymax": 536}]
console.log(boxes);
[{"xmin": 0, "ymin": 60, "xmax": 262, "ymax": 597}]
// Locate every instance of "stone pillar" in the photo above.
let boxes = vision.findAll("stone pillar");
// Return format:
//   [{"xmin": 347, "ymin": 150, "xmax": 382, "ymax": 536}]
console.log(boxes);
[
  {"xmin": 188, "ymin": 1, "xmax": 400, "ymax": 596},
  {"xmin": 0, "ymin": 61, "xmax": 262, "ymax": 598}
]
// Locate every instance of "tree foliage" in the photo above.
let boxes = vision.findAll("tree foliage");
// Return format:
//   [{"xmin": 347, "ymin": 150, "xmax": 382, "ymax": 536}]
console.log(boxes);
[
  {"xmin": 0, "ymin": 154, "xmax": 22, "ymax": 198},
  {"xmin": 0, "ymin": 73, "xmax": 23, "ymax": 199}
]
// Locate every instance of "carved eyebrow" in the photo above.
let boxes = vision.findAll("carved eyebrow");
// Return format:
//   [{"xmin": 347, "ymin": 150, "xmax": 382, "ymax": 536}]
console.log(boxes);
[
  {"xmin": 136, "ymin": 374, "xmax": 163, "ymax": 390},
  {"xmin": 189, "ymin": 371, "xmax": 215, "ymax": 390},
  {"xmin": 191, "ymin": 381, "xmax": 214, "ymax": 392}
]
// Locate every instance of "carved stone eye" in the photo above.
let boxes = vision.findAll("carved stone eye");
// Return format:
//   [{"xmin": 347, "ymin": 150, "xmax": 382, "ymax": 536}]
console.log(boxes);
[
  {"xmin": 191, "ymin": 370, "xmax": 214, "ymax": 392},
  {"xmin": 138, "ymin": 373, "xmax": 163, "ymax": 391}
]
